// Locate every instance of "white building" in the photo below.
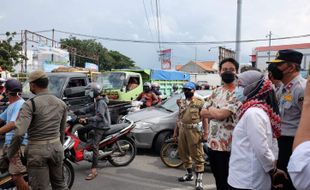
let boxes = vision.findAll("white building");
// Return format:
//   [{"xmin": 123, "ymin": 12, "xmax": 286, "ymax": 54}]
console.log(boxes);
[{"xmin": 252, "ymin": 43, "xmax": 310, "ymax": 72}]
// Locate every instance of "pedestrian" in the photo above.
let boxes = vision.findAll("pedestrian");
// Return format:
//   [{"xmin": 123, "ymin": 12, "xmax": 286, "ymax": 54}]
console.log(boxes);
[
  {"xmin": 287, "ymin": 77, "xmax": 310, "ymax": 190},
  {"xmin": 76, "ymin": 82, "xmax": 111, "ymax": 180},
  {"xmin": 174, "ymin": 82, "xmax": 206, "ymax": 190},
  {"xmin": 200, "ymin": 58, "xmax": 240, "ymax": 190},
  {"xmin": 267, "ymin": 49, "xmax": 306, "ymax": 190},
  {"xmin": 0, "ymin": 79, "xmax": 28, "ymax": 190},
  {"xmin": 228, "ymin": 70, "xmax": 287, "ymax": 190},
  {"xmin": 267, "ymin": 62, "xmax": 283, "ymax": 101},
  {"xmin": 7, "ymin": 70, "xmax": 68, "ymax": 190}
]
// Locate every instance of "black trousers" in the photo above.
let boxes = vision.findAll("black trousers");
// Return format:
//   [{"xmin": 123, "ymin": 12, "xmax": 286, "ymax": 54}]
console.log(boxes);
[
  {"xmin": 208, "ymin": 148, "xmax": 230, "ymax": 190},
  {"xmin": 77, "ymin": 124, "xmax": 105, "ymax": 169},
  {"xmin": 228, "ymin": 185, "xmax": 251, "ymax": 190},
  {"xmin": 277, "ymin": 136, "xmax": 296, "ymax": 190}
]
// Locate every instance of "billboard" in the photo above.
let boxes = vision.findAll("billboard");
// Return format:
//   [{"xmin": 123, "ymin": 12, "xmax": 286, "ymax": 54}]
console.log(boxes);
[
  {"xmin": 160, "ymin": 49, "xmax": 172, "ymax": 70},
  {"xmin": 33, "ymin": 45, "xmax": 70, "ymax": 72},
  {"xmin": 85, "ymin": 62, "xmax": 99, "ymax": 71},
  {"xmin": 219, "ymin": 47, "xmax": 236, "ymax": 63}
]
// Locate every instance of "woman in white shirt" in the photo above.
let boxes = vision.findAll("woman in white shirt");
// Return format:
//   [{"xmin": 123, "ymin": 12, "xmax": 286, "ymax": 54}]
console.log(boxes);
[{"xmin": 228, "ymin": 70, "xmax": 287, "ymax": 190}]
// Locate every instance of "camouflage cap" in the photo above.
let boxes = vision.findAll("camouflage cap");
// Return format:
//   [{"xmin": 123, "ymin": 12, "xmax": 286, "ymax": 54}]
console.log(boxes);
[{"xmin": 28, "ymin": 70, "xmax": 48, "ymax": 82}]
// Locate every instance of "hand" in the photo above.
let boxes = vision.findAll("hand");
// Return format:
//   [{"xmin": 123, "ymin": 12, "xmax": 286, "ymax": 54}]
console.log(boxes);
[
  {"xmin": 172, "ymin": 133, "xmax": 178, "ymax": 142},
  {"xmin": 271, "ymin": 168, "xmax": 288, "ymax": 188},
  {"xmin": 79, "ymin": 118, "xmax": 87, "ymax": 124},
  {"xmin": 203, "ymin": 132, "xmax": 208, "ymax": 142}
]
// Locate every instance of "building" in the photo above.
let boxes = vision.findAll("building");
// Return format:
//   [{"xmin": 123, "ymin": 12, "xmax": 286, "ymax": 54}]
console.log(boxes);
[
  {"xmin": 175, "ymin": 61, "xmax": 217, "ymax": 73},
  {"xmin": 252, "ymin": 43, "xmax": 310, "ymax": 71}
]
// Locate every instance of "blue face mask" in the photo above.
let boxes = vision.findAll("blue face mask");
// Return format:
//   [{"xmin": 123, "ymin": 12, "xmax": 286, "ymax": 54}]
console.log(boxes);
[{"xmin": 235, "ymin": 86, "xmax": 246, "ymax": 102}]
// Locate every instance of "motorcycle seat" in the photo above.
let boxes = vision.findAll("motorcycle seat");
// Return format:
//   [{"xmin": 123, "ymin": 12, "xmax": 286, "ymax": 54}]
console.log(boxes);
[{"xmin": 104, "ymin": 123, "xmax": 129, "ymax": 136}]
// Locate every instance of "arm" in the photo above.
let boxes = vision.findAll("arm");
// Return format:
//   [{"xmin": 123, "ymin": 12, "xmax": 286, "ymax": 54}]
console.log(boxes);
[
  {"xmin": 87, "ymin": 100, "xmax": 105, "ymax": 122},
  {"xmin": 202, "ymin": 117, "xmax": 209, "ymax": 140},
  {"xmin": 0, "ymin": 121, "xmax": 16, "ymax": 134},
  {"xmin": 293, "ymin": 78, "xmax": 310, "ymax": 150},
  {"xmin": 201, "ymin": 107, "xmax": 232, "ymax": 120},
  {"xmin": 152, "ymin": 92, "xmax": 159, "ymax": 105},
  {"xmin": 59, "ymin": 106, "xmax": 68, "ymax": 145},
  {"xmin": 246, "ymin": 108, "xmax": 275, "ymax": 173},
  {"xmin": 7, "ymin": 102, "xmax": 32, "ymax": 158}
]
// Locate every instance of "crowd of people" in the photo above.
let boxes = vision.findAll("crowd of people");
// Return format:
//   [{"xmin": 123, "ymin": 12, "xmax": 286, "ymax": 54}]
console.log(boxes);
[
  {"xmin": 0, "ymin": 49, "xmax": 309, "ymax": 190},
  {"xmin": 174, "ymin": 49, "xmax": 309, "ymax": 190}
]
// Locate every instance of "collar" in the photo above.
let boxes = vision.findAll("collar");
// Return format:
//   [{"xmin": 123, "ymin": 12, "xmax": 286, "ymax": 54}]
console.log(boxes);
[
  {"xmin": 35, "ymin": 91, "xmax": 50, "ymax": 96},
  {"xmin": 284, "ymin": 75, "xmax": 302, "ymax": 91}
]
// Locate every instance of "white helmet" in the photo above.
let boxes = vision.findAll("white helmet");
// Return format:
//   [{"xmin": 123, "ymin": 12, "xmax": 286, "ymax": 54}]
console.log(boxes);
[{"xmin": 86, "ymin": 82, "xmax": 102, "ymax": 98}]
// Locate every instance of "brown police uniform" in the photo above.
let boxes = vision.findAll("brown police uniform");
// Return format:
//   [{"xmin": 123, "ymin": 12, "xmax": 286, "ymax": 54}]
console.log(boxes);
[
  {"xmin": 178, "ymin": 97, "xmax": 205, "ymax": 173},
  {"xmin": 7, "ymin": 71, "xmax": 68, "ymax": 190}
]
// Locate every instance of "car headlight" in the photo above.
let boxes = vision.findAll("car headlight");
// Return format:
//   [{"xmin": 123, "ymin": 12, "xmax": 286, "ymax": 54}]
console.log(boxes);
[{"xmin": 134, "ymin": 121, "xmax": 153, "ymax": 130}]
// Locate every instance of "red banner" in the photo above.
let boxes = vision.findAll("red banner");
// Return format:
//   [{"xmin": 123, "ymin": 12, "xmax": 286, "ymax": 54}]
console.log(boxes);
[{"xmin": 160, "ymin": 49, "xmax": 172, "ymax": 70}]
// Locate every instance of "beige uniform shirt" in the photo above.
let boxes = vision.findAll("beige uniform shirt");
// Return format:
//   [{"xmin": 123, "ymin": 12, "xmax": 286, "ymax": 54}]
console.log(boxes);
[
  {"xmin": 8, "ymin": 91, "xmax": 67, "ymax": 158},
  {"xmin": 178, "ymin": 97, "xmax": 204, "ymax": 124}
]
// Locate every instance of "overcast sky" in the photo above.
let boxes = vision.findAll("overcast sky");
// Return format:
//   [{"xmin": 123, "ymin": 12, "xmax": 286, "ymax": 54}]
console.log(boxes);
[{"xmin": 1, "ymin": 0, "xmax": 310, "ymax": 69}]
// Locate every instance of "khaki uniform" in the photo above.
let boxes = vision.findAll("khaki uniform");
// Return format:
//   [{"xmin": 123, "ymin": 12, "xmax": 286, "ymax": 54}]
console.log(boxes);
[
  {"xmin": 178, "ymin": 97, "xmax": 205, "ymax": 173},
  {"xmin": 8, "ymin": 92, "xmax": 68, "ymax": 190}
]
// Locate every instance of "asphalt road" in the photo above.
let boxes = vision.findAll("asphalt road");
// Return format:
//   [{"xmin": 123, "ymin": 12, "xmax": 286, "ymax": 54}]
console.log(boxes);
[{"xmin": 70, "ymin": 149, "xmax": 216, "ymax": 190}]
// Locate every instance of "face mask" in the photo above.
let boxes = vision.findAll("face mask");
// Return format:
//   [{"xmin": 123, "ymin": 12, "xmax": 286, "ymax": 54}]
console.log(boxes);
[
  {"xmin": 184, "ymin": 91, "xmax": 194, "ymax": 99},
  {"xmin": 221, "ymin": 71, "xmax": 236, "ymax": 84},
  {"xmin": 235, "ymin": 86, "xmax": 246, "ymax": 102},
  {"xmin": 270, "ymin": 66, "xmax": 284, "ymax": 80}
]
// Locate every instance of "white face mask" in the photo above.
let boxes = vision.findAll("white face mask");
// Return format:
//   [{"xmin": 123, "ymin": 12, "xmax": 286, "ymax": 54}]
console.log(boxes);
[{"xmin": 235, "ymin": 86, "xmax": 246, "ymax": 102}]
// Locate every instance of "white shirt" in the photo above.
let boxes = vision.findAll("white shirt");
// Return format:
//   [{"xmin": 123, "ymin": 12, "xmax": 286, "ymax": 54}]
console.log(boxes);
[
  {"xmin": 288, "ymin": 141, "xmax": 310, "ymax": 190},
  {"xmin": 228, "ymin": 107, "xmax": 278, "ymax": 190}
]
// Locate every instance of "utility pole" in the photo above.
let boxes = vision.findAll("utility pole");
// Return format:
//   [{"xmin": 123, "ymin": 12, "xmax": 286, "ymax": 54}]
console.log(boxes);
[
  {"xmin": 194, "ymin": 47, "xmax": 197, "ymax": 63},
  {"xmin": 52, "ymin": 28, "xmax": 55, "ymax": 62},
  {"xmin": 24, "ymin": 30, "xmax": 28, "ymax": 73},
  {"xmin": 20, "ymin": 30, "xmax": 24, "ymax": 73},
  {"xmin": 235, "ymin": 0, "xmax": 242, "ymax": 62},
  {"xmin": 266, "ymin": 31, "xmax": 272, "ymax": 61}
]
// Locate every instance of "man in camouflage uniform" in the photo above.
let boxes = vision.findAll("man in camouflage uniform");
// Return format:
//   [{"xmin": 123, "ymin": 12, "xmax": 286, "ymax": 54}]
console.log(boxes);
[
  {"xmin": 175, "ymin": 82, "xmax": 206, "ymax": 190},
  {"xmin": 8, "ymin": 70, "xmax": 68, "ymax": 190}
]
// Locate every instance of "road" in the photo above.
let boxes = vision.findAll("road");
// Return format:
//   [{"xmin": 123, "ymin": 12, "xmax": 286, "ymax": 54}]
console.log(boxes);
[{"xmin": 70, "ymin": 150, "xmax": 216, "ymax": 190}]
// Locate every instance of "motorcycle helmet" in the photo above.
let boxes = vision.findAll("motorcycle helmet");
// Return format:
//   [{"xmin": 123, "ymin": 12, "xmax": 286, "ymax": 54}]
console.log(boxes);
[
  {"xmin": 5, "ymin": 79, "xmax": 22, "ymax": 95},
  {"xmin": 86, "ymin": 82, "xmax": 102, "ymax": 98},
  {"xmin": 151, "ymin": 82, "xmax": 160, "ymax": 90},
  {"xmin": 143, "ymin": 82, "xmax": 151, "ymax": 92}
]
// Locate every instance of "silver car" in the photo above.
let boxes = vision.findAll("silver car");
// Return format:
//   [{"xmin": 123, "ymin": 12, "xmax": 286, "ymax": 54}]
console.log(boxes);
[{"xmin": 124, "ymin": 90, "xmax": 212, "ymax": 153}]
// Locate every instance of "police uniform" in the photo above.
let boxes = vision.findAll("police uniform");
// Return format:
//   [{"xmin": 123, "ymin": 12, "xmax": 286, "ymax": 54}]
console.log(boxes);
[
  {"xmin": 178, "ymin": 97, "xmax": 205, "ymax": 173},
  {"xmin": 277, "ymin": 75, "xmax": 306, "ymax": 189},
  {"xmin": 8, "ymin": 70, "xmax": 68, "ymax": 190}
]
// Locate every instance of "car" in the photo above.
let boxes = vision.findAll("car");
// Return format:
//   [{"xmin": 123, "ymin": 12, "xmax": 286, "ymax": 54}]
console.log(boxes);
[{"xmin": 123, "ymin": 90, "xmax": 212, "ymax": 153}]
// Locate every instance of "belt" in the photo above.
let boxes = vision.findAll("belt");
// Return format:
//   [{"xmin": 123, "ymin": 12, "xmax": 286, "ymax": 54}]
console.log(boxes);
[
  {"xmin": 28, "ymin": 138, "xmax": 59, "ymax": 145},
  {"xmin": 180, "ymin": 122, "xmax": 199, "ymax": 129}
]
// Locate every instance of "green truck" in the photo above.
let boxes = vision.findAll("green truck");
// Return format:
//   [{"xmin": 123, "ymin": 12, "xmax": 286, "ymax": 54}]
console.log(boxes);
[{"xmin": 95, "ymin": 69, "xmax": 190, "ymax": 101}]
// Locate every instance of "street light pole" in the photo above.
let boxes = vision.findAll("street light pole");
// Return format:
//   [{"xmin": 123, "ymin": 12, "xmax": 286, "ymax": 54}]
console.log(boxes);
[
  {"xmin": 235, "ymin": 0, "xmax": 242, "ymax": 62},
  {"xmin": 266, "ymin": 31, "xmax": 272, "ymax": 61}
]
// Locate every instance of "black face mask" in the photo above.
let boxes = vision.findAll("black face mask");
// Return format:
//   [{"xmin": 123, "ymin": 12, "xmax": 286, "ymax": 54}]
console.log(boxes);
[
  {"xmin": 184, "ymin": 91, "xmax": 194, "ymax": 99},
  {"xmin": 269, "ymin": 65, "xmax": 284, "ymax": 80},
  {"xmin": 221, "ymin": 71, "xmax": 235, "ymax": 84}
]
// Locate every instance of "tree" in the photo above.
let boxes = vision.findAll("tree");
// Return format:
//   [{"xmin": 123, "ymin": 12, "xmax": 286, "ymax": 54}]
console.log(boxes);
[
  {"xmin": 60, "ymin": 37, "xmax": 135, "ymax": 71},
  {"xmin": 0, "ymin": 32, "xmax": 27, "ymax": 72}
]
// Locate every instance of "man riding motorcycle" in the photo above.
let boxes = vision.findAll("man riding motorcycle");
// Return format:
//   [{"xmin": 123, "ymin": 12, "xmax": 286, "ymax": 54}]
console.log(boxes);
[
  {"xmin": 136, "ymin": 82, "xmax": 158, "ymax": 108},
  {"xmin": 76, "ymin": 83, "xmax": 111, "ymax": 180}
]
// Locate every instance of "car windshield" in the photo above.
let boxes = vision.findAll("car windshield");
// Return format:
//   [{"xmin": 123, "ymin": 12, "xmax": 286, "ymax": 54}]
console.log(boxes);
[
  {"xmin": 22, "ymin": 76, "xmax": 67, "ymax": 98},
  {"xmin": 96, "ymin": 72, "xmax": 125, "ymax": 90}
]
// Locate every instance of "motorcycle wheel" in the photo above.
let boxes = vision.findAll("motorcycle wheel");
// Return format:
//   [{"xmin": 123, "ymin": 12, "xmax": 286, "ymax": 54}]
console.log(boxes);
[
  {"xmin": 63, "ymin": 160, "xmax": 75, "ymax": 189},
  {"xmin": 160, "ymin": 142, "xmax": 183, "ymax": 168},
  {"xmin": 107, "ymin": 137, "xmax": 136, "ymax": 167}
]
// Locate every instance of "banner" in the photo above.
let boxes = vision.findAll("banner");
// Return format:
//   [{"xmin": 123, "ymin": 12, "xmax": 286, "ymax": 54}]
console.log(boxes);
[
  {"xmin": 85, "ymin": 62, "xmax": 99, "ymax": 71},
  {"xmin": 160, "ymin": 49, "xmax": 172, "ymax": 70}
]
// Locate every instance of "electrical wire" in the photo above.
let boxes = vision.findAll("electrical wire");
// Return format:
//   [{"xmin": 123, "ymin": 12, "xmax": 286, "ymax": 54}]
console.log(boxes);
[{"xmin": 142, "ymin": 0, "xmax": 154, "ymax": 40}]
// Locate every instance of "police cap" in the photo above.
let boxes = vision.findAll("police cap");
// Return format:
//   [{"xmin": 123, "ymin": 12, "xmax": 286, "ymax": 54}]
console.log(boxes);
[{"xmin": 28, "ymin": 70, "xmax": 48, "ymax": 83}]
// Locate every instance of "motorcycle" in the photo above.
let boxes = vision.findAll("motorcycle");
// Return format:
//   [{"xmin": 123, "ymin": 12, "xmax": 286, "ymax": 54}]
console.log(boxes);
[
  {"xmin": 160, "ymin": 138, "xmax": 210, "ymax": 171},
  {"xmin": 65, "ymin": 115, "xmax": 136, "ymax": 167},
  {"xmin": 0, "ymin": 136, "xmax": 75, "ymax": 189}
]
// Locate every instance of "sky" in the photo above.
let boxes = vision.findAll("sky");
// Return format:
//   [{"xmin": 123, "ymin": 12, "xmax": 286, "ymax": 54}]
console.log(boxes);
[{"xmin": 1, "ymin": 0, "xmax": 310, "ymax": 69}]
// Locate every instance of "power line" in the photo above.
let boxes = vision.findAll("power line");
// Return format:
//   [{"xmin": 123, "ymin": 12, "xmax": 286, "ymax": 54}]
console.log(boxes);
[
  {"xmin": 142, "ymin": 0, "xmax": 154, "ymax": 40},
  {"xmin": 53, "ymin": 29, "xmax": 310, "ymax": 45},
  {"xmin": 155, "ymin": 0, "xmax": 161, "ymax": 50},
  {"xmin": 0, "ymin": 29, "xmax": 53, "ymax": 36}
]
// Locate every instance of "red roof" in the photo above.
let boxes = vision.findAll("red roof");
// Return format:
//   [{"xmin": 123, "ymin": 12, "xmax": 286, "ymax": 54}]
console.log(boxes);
[
  {"xmin": 255, "ymin": 43, "xmax": 310, "ymax": 52},
  {"xmin": 195, "ymin": 61, "xmax": 216, "ymax": 72},
  {"xmin": 175, "ymin": 64, "xmax": 183, "ymax": 71}
]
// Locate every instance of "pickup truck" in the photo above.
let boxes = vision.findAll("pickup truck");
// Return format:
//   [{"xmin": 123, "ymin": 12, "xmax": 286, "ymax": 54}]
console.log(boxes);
[
  {"xmin": 95, "ymin": 69, "xmax": 190, "ymax": 102},
  {"xmin": 21, "ymin": 72, "xmax": 130, "ymax": 124}
]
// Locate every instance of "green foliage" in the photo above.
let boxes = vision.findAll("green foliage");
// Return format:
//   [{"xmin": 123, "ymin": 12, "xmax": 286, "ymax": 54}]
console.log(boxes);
[
  {"xmin": 0, "ymin": 32, "xmax": 27, "ymax": 72},
  {"xmin": 60, "ymin": 37, "xmax": 135, "ymax": 71}
]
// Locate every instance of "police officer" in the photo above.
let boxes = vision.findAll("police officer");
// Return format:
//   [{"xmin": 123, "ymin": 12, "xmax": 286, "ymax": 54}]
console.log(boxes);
[
  {"xmin": 175, "ymin": 82, "xmax": 206, "ymax": 190},
  {"xmin": 8, "ymin": 70, "xmax": 68, "ymax": 190},
  {"xmin": 267, "ymin": 49, "xmax": 306, "ymax": 190}
]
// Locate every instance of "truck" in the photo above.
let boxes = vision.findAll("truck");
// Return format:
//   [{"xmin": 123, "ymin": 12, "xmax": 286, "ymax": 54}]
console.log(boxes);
[
  {"xmin": 21, "ymin": 72, "xmax": 130, "ymax": 124},
  {"xmin": 95, "ymin": 69, "xmax": 190, "ymax": 102}
]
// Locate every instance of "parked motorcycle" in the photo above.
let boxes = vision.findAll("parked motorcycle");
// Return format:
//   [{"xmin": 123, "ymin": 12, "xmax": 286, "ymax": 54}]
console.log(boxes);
[
  {"xmin": 0, "ymin": 136, "xmax": 75, "ymax": 189},
  {"xmin": 65, "ymin": 115, "xmax": 136, "ymax": 167},
  {"xmin": 160, "ymin": 138, "xmax": 210, "ymax": 171}
]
